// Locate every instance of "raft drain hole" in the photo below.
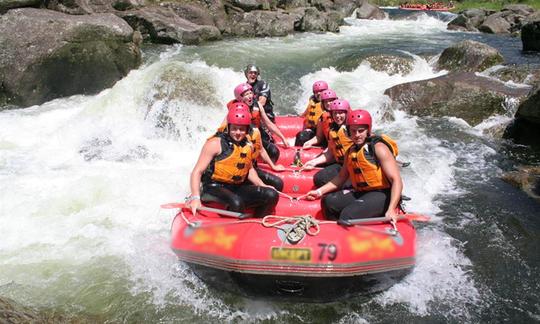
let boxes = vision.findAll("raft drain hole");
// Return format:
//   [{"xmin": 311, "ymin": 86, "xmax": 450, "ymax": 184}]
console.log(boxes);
[{"xmin": 276, "ymin": 280, "xmax": 305, "ymax": 294}]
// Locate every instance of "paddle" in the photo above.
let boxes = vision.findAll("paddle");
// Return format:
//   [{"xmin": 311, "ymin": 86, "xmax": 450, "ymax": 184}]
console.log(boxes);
[
  {"xmin": 337, "ymin": 213, "xmax": 430, "ymax": 226},
  {"xmin": 160, "ymin": 203, "xmax": 251, "ymax": 219}
]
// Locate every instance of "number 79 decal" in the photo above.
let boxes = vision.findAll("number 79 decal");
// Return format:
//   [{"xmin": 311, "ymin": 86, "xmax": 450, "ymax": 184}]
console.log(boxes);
[{"xmin": 318, "ymin": 243, "xmax": 338, "ymax": 261}]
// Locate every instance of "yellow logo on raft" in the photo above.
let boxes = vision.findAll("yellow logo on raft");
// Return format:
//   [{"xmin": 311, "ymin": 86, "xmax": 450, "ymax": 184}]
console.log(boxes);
[
  {"xmin": 271, "ymin": 247, "xmax": 312, "ymax": 262},
  {"xmin": 192, "ymin": 227, "xmax": 238, "ymax": 251},
  {"xmin": 348, "ymin": 232, "xmax": 396, "ymax": 258}
]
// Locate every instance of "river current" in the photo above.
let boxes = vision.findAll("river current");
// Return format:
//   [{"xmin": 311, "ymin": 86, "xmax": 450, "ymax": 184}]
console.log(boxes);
[{"xmin": 1, "ymin": 10, "xmax": 539, "ymax": 323}]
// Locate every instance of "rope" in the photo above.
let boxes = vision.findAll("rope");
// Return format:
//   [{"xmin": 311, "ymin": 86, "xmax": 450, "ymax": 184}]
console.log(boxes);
[
  {"xmin": 262, "ymin": 214, "xmax": 321, "ymax": 243},
  {"xmin": 179, "ymin": 210, "xmax": 396, "ymax": 236}
]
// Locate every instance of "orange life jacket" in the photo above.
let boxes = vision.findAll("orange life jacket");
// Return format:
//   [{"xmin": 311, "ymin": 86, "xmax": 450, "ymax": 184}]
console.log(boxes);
[
  {"xmin": 303, "ymin": 97, "xmax": 323, "ymax": 130},
  {"xmin": 215, "ymin": 123, "xmax": 262, "ymax": 161},
  {"xmin": 204, "ymin": 133, "xmax": 254, "ymax": 184},
  {"xmin": 328, "ymin": 123, "xmax": 354, "ymax": 164},
  {"xmin": 320, "ymin": 111, "xmax": 332, "ymax": 141},
  {"xmin": 345, "ymin": 134, "xmax": 399, "ymax": 191}
]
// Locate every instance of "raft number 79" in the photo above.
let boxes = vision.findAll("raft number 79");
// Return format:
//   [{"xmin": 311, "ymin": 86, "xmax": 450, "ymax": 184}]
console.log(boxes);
[{"xmin": 318, "ymin": 243, "xmax": 337, "ymax": 261}]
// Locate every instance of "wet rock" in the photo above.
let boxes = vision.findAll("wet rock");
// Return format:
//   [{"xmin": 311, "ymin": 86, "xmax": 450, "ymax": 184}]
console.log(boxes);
[
  {"xmin": 355, "ymin": 1, "xmax": 386, "ymax": 20},
  {"xmin": 277, "ymin": 0, "xmax": 310, "ymax": 10},
  {"xmin": 521, "ymin": 19, "xmax": 540, "ymax": 52},
  {"xmin": 231, "ymin": 0, "xmax": 269, "ymax": 11},
  {"xmin": 44, "ymin": 0, "xmax": 143, "ymax": 14},
  {"xmin": 163, "ymin": 2, "xmax": 217, "ymax": 28},
  {"xmin": 447, "ymin": 14, "xmax": 478, "ymax": 32},
  {"xmin": 363, "ymin": 55, "xmax": 414, "ymax": 75},
  {"xmin": 384, "ymin": 72, "xmax": 530, "ymax": 126},
  {"xmin": 487, "ymin": 66, "xmax": 540, "ymax": 86},
  {"xmin": 437, "ymin": 40, "xmax": 504, "ymax": 73},
  {"xmin": 228, "ymin": 9, "xmax": 296, "ymax": 37},
  {"xmin": 296, "ymin": 7, "xmax": 343, "ymax": 32},
  {"xmin": 502, "ymin": 4, "xmax": 534, "ymax": 17},
  {"xmin": 0, "ymin": 8, "xmax": 141, "ymax": 108},
  {"xmin": 0, "ymin": 0, "xmax": 41, "ymax": 13},
  {"xmin": 504, "ymin": 85, "xmax": 540, "ymax": 147},
  {"xmin": 333, "ymin": 0, "xmax": 365, "ymax": 17},
  {"xmin": 150, "ymin": 65, "xmax": 221, "ymax": 108},
  {"xmin": 463, "ymin": 8, "xmax": 487, "ymax": 27},
  {"xmin": 119, "ymin": 5, "xmax": 221, "ymax": 44},
  {"xmin": 0, "ymin": 296, "xmax": 80, "ymax": 323},
  {"xmin": 79, "ymin": 137, "xmax": 149, "ymax": 161},
  {"xmin": 502, "ymin": 166, "xmax": 540, "ymax": 203},
  {"xmin": 480, "ymin": 10, "xmax": 520, "ymax": 34},
  {"xmin": 301, "ymin": 7, "xmax": 327, "ymax": 31}
]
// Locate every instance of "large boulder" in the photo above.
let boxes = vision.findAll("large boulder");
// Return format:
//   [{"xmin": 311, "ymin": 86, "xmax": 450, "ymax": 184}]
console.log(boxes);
[
  {"xmin": 355, "ymin": 1, "xmax": 386, "ymax": 20},
  {"xmin": 522, "ymin": 19, "xmax": 540, "ymax": 52},
  {"xmin": 487, "ymin": 66, "xmax": 540, "ymax": 86},
  {"xmin": 277, "ymin": 0, "xmax": 310, "ymax": 10},
  {"xmin": 502, "ymin": 4, "xmax": 534, "ymax": 17},
  {"xmin": 0, "ymin": 0, "xmax": 41, "ymax": 12},
  {"xmin": 0, "ymin": 8, "xmax": 141, "ymax": 108},
  {"xmin": 447, "ymin": 14, "xmax": 479, "ymax": 32},
  {"xmin": 163, "ymin": 2, "xmax": 217, "ymax": 28},
  {"xmin": 463, "ymin": 8, "xmax": 487, "ymax": 27},
  {"xmin": 231, "ymin": 0, "xmax": 270, "ymax": 11},
  {"xmin": 228, "ymin": 9, "xmax": 296, "ymax": 37},
  {"xmin": 363, "ymin": 54, "xmax": 414, "ymax": 75},
  {"xmin": 296, "ymin": 7, "xmax": 343, "ymax": 32},
  {"xmin": 45, "ymin": 0, "xmax": 145, "ymax": 14},
  {"xmin": 502, "ymin": 166, "xmax": 540, "ymax": 203},
  {"xmin": 119, "ymin": 6, "xmax": 221, "ymax": 44},
  {"xmin": 479, "ymin": 11, "xmax": 513, "ymax": 34},
  {"xmin": 437, "ymin": 40, "xmax": 504, "ymax": 73},
  {"xmin": 504, "ymin": 85, "xmax": 540, "ymax": 146},
  {"xmin": 384, "ymin": 72, "xmax": 531, "ymax": 126}
]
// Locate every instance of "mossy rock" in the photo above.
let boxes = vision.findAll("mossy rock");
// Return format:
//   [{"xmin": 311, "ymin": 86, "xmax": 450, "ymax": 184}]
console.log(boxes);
[{"xmin": 437, "ymin": 40, "xmax": 504, "ymax": 73}]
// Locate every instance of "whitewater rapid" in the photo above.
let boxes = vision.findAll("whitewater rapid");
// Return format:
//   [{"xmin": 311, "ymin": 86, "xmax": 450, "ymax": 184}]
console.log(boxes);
[{"xmin": 0, "ymin": 13, "xmax": 521, "ymax": 322}]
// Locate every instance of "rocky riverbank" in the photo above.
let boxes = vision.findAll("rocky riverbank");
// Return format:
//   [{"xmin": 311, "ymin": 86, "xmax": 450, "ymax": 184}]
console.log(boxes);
[{"xmin": 0, "ymin": 0, "xmax": 389, "ymax": 107}]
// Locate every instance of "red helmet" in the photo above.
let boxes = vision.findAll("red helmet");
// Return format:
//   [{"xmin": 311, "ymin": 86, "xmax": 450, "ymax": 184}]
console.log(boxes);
[
  {"xmin": 234, "ymin": 83, "xmax": 252, "ymax": 101},
  {"xmin": 346, "ymin": 109, "xmax": 372, "ymax": 134},
  {"xmin": 227, "ymin": 102, "xmax": 251, "ymax": 126},
  {"xmin": 328, "ymin": 99, "xmax": 350, "ymax": 112},
  {"xmin": 312, "ymin": 80, "xmax": 328, "ymax": 94},
  {"xmin": 320, "ymin": 89, "xmax": 337, "ymax": 101}
]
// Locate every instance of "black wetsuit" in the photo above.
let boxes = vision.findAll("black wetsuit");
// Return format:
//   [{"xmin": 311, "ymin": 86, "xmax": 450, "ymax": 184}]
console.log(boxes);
[
  {"xmin": 201, "ymin": 133, "xmax": 279, "ymax": 217},
  {"xmin": 249, "ymin": 78, "xmax": 280, "ymax": 162}
]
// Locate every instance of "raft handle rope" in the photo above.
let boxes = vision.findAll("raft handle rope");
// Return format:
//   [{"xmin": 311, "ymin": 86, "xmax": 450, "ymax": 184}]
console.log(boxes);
[
  {"xmin": 262, "ymin": 215, "xmax": 321, "ymax": 244},
  {"xmin": 276, "ymin": 191, "xmax": 308, "ymax": 202},
  {"xmin": 177, "ymin": 208, "xmax": 399, "ymax": 236}
]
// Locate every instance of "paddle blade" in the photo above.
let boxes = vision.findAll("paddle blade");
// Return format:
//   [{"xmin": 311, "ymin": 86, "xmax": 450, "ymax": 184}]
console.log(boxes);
[
  {"xmin": 160, "ymin": 202, "xmax": 185, "ymax": 209},
  {"xmin": 403, "ymin": 213, "xmax": 430, "ymax": 222}
]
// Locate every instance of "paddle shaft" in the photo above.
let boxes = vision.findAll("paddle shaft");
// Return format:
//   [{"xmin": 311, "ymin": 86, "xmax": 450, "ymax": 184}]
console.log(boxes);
[
  {"xmin": 160, "ymin": 203, "xmax": 250, "ymax": 218},
  {"xmin": 343, "ymin": 213, "xmax": 429, "ymax": 225}
]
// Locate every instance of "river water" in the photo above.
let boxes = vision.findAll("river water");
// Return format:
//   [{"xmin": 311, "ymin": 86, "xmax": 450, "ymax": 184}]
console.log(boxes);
[{"xmin": 1, "ymin": 10, "xmax": 539, "ymax": 323}]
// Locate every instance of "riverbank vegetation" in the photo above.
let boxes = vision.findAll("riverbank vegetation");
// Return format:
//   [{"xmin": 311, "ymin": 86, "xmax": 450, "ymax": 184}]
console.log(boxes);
[{"xmin": 375, "ymin": 0, "xmax": 540, "ymax": 10}]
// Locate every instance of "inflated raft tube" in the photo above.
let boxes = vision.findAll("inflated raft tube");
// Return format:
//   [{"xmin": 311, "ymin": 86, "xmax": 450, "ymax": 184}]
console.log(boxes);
[
  {"xmin": 169, "ymin": 203, "xmax": 416, "ymax": 302},
  {"xmin": 257, "ymin": 163, "xmax": 318, "ymax": 195},
  {"xmin": 271, "ymin": 146, "xmax": 323, "ymax": 167}
]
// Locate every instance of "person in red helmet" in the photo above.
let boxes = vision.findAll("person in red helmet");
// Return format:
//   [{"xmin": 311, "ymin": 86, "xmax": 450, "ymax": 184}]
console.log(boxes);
[
  {"xmin": 226, "ymin": 82, "xmax": 288, "ymax": 161},
  {"xmin": 302, "ymin": 99, "xmax": 354, "ymax": 187},
  {"xmin": 295, "ymin": 80, "xmax": 328, "ymax": 146},
  {"xmin": 186, "ymin": 104, "xmax": 279, "ymax": 218},
  {"xmin": 305, "ymin": 109, "xmax": 402, "ymax": 224},
  {"xmin": 302, "ymin": 88, "xmax": 338, "ymax": 149},
  {"xmin": 217, "ymin": 98, "xmax": 285, "ymax": 192}
]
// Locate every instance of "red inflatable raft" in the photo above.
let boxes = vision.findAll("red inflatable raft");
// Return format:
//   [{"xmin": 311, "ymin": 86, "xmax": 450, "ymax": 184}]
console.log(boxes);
[{"xmin": 168, "ymin": 116, "xmax": 419, "ymax": 302}]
